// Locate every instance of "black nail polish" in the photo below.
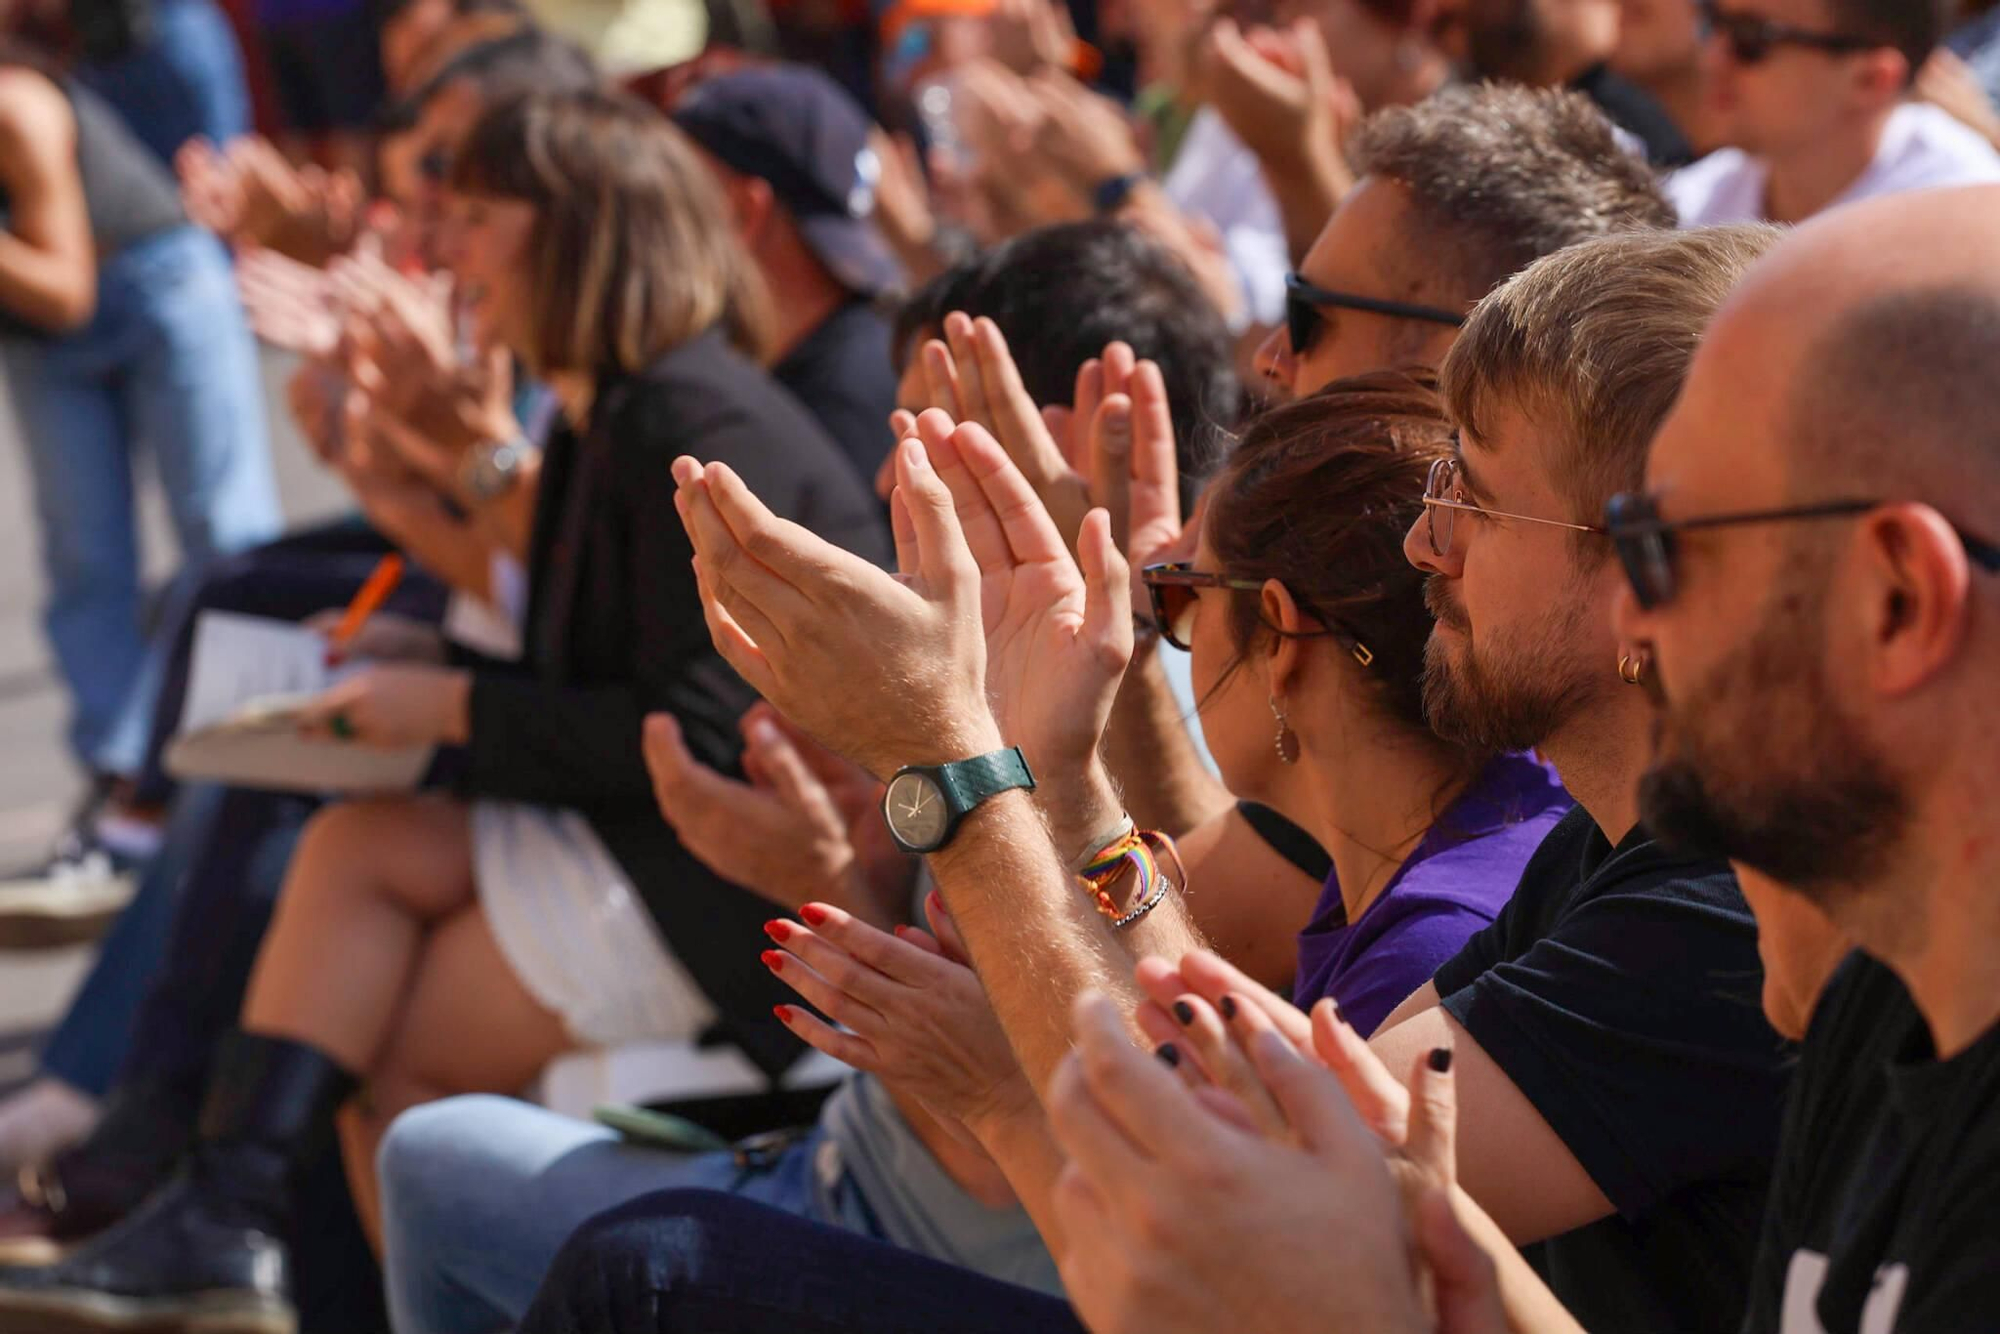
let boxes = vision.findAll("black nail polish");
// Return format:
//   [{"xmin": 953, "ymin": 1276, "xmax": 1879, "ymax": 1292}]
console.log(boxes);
[
  {"xmin": 1428, "ymin": 1047, "xmax": 1453, "ymax": 1074},
  {"xmin": 1173, "ymin": 1000, "xmax": 1195, "ymax": 1025},
  {"xmin": 1219, "ymin": 995, "xmax": 1238, "ymax": 1021},
  {"xmin": 1156, "ymin": 1043, "xmax": 1182, "ymax": 1068}
]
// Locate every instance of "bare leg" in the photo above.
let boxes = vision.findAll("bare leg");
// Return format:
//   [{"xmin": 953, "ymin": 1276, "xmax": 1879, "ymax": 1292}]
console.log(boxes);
[
  {"xmin": 337, "ymin": 906, "xmax": 571, "ymax": 1247},
  {"xmin": 241, "ymin": 797, "xmax": 476, "ymax": 1072}
]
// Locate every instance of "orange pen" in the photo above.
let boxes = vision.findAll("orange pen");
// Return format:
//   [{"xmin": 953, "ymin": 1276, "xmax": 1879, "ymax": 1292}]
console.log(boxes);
[{"xmin": 326, "ymin": 554, "xmax": 406, "ymax": 660}]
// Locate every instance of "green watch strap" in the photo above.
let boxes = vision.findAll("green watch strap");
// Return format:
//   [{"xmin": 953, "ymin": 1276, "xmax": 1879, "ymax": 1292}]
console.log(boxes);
[{"xmin": 935, "ymin": 747, "xmax": 1037, "ymax": 819}]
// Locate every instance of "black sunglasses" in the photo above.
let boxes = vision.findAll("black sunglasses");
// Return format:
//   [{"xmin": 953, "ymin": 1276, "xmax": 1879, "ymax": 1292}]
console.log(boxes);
[
  {"xmin": 1284, "ymin": 274, "xmax": 1466, "ymax": 360},
  {"xmin": 1142, "ymin": 563, "xmax": 1375, "ymax": 665},
  {"xmin": 1606, "ymin": 492, "xmax": 2000, "ymax": 610},
  {"xmin": 1695, "ymin": 0, "xmax": 1881, "ymax": 65}
]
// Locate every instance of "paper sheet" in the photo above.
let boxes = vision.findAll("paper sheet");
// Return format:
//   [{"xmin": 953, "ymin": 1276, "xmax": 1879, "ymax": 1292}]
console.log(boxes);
[{"xmin": 166, "ymin": 612, "xmax": 433, "ymax": 794}]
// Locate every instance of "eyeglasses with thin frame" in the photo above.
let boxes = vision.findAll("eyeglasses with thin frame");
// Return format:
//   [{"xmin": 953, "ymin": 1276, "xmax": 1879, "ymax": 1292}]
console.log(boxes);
[
  {"xmin": 1142, "ymin": 563, "xmax": 1375, "ymax": 667},
  {"xmin": 1421, "ymin": 455, "xmax": 1607, "ymax": 557},
  {"xmin": 1285, "ymin": 273, "xmax": 1466, "ymax": 360},
  {"xmin": 1606, "ymin": 491, "xmax": 2000, "ymax": 610},
  {"xmin": 1695, "ymin": 0, "xmax": 1881, "ymax": 65}
]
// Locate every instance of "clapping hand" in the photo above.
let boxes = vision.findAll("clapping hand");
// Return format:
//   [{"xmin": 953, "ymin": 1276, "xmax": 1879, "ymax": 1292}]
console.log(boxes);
[
  {"xmin": 764, "ymin": 895, "xmax": 1036, "ymax": 1135},
  {"xmin": 643, "ymin": 706, "xmax": 914, "ymax": 927},
  {"xmin": 673, "ymin": 436, "xmax": 1003, "ymax": 779},
  {"xmin": 917, "ymin": 409, "xmax": 1134, "ymax": 859},
  {"xmin": 1199, "ymin": 18, "xmax": 1360, "ymax": 186},
  {"xmin": 1044, "ymin": 992, "xmax": 1500, "ymax": 1334}
]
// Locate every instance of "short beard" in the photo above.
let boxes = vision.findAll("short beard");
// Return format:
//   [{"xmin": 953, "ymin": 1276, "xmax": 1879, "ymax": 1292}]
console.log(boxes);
[
  {"xmin": 1420, "ymin": 580, "xmax": 1598, "ymax": 753},
  {"xmin": 1638, "ymin": 566, "xmax": 1908, "ymax": 899}
]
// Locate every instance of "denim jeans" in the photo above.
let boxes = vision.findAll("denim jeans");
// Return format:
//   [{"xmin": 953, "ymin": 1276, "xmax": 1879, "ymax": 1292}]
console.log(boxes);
[
  {"xmin": 0, "ymin": 226, "xmax": 280, "ymax": 770},
  {"xmin": 518, "ymin": 1189, "xmax": 1086, "ymax": 1334},
  {"xmin": 74, "ymin": 0, "xmax": 250, "ymax": 164},
  {"xmin": 378, "ymin": 1096, "xmax": 871, "ymax": 1334}
]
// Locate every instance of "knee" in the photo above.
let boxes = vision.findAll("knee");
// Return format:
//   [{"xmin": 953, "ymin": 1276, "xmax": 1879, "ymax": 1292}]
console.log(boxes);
[
  {"xmin": 291, "ymin": 800, "xmax": 421, "ymax": 885},
  {"xmin": 520, "ymin": 1190, "xmax": 775, "ymax": 1334},
  {"xmin": 377, "ymin": 1095, "xmax": 520, "ymax": 1244}
]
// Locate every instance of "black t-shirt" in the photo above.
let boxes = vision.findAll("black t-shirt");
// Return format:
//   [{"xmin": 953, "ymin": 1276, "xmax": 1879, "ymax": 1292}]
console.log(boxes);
[
  {"xmin": 1569, "ymin": 63, "xmax": 1695, "ymax": 169},
  {"xmin": 1432, "ymin": 806, "xmax": 1792, "ymax": 1332},
  {"xmin": 1743, "ymin": 952, "xmax": 2000, "ymax": 1333},
  {"xmin": 773, "ymin": 297, "xmax": 899, "ymax": 489}
]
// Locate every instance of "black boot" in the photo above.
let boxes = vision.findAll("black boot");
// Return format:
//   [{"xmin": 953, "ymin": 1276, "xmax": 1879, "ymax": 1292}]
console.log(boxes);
[
  {"xmin": 0, "ymin": 1075, "xmax": 201, "ymax": 1264},
  {"xmin": 0, "ymin": 1033, "xmax": 356, "ymax": 1334}
]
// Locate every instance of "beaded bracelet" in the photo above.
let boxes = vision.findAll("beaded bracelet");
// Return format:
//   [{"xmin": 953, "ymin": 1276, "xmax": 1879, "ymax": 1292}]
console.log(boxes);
[{"xmin": 1077, "ymin": 826, "xmax": 1187, "ymax": 929}]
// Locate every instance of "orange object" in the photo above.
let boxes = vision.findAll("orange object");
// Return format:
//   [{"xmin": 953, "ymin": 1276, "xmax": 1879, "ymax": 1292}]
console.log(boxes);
[{"xmin": 327, "ymin": 555, "xmax": 406, "ymax": 653}]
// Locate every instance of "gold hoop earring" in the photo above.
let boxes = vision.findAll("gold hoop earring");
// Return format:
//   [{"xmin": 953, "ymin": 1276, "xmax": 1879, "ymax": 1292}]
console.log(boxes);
[
  {"xmin": 1618, "ymin": 651, "xmax": 1647, "ymax": 686},
  {"xmin": 1270, "ymin": 695, "xmax": 1300, "ymax": 764}
]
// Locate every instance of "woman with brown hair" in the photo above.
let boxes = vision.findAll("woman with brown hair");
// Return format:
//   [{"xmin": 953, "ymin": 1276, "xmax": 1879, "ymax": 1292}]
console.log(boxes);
[{"xmin": 0, "ymin": 87, "xmax": 886, "ymax": 1334}]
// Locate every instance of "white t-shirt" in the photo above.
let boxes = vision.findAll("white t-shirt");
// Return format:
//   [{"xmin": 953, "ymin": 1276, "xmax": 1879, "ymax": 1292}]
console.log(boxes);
[
  {"xmin": 1162, "ymin": 108, "xmax": 1290, "ymax": 331},
  {"xmin": 1667, "ymin": 102, "xmax": 2000, "ymax": 225}
]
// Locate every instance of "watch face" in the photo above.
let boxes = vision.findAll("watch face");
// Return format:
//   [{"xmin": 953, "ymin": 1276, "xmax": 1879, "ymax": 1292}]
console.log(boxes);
[{"xmin": 884, "ymin": 771, "xmax": 950, "ymax": 850}]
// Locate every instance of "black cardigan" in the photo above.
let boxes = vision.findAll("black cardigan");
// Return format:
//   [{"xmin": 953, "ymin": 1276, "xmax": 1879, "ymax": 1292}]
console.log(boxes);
[{"xmin": 452, "ymin": 328, "xmax": 891, "ymax": 1078}]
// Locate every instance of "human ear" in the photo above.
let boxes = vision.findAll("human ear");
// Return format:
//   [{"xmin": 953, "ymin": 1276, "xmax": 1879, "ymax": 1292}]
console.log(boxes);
[
  {"xmin": 1863, "ymin": 505, "xmax": 1972, "ymax": 698},
  {"xmin": 1262, "ymin": 579, "xmax": 1305, "ymax": 696}
]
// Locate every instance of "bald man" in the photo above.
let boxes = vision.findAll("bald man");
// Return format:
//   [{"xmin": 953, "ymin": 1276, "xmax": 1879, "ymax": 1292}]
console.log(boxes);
[{"xmin": 1616, "ymin": 183, "xmax": 2000, "ymax": 1331}]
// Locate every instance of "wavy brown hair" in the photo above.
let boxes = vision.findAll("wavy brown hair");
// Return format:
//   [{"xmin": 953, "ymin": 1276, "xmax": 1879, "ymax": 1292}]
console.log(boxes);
[
  {"xmin": 449, "ymin": 87, "xmax": 773, "ymax": 380},
  {"xmin": 1205, "ymin": 369, "xmax": 1459, "ymax": 743}
]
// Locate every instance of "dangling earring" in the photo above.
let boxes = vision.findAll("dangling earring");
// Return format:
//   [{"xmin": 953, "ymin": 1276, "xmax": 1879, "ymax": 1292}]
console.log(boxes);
[
  {"xmin": 1270, "ymin": 695, "xmax": 1300, "ymax": 764},
  {"xmin": 1617, "ymin": 650, "xmax": 1649, "ymax": 686}
]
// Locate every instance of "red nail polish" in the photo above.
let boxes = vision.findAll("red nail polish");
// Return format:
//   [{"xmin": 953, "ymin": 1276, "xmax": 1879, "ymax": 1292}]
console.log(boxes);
[
  {"xmin": 760, "ymin": 950, "xmax": 784, "ymax": 971},
  {"xmin": 763, "ymin": 920, "xmax": 791, "ymax": 943},
  {"xmin": 800, "ymin": 904, "xmax": 829, "ymax": 926},
  {"xmin": 773, "ymin": 1004, "xmax": 792, "ymax": 1021}
]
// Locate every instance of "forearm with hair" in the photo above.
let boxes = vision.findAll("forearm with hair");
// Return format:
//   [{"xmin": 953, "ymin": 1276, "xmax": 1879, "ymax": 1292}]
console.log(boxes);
[
  {"xmin": 1102, "ymin": 650, "xmax": 1233, "ymax": 835},
  {"xmin": 927, "ymin": 790, "xmax": 1150, "ymax": 1091}
]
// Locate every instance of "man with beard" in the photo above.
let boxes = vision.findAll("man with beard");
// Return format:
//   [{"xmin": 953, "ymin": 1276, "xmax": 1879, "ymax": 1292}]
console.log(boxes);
[
  {"xmin": 1612, "ymin": 184, "xmax": 2000, "ymax": 1332},
  {"xmin": 1377, "ymin": 222, "xmax": 1794, "ymax": 1332}
]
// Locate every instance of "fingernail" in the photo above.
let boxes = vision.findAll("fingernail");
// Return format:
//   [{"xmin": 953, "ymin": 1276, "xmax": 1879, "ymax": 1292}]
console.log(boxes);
[
  {"xmin": 760, "ymin": 950, "xmax": 784, "ymax": 971},
  {"xmin": 1428, "ymin": 1047, "xmax": 1453, "ymax": 1073},
  {"xmin": 1172, "ymin": 1000, "xmax": 1195, "ymax": 1026},
  {"xmin": 773, "ymin": 1004, "xmax": 793, "ymax": 1022},
  {"xmin": 1155, "ymin": 1043, "xmax": 1181, "ymax": 1068},
  {"xmin": 763, "ymin": 920, "xmax": 790, "ymax": 943},
  {"xmin": 1326, "ymin": 996, "xmax": 1342, "ymax": 1022},
  {"xmin": 902, "ymin": 437, "xmax": 928, "ymax": 470},
  {"xmin": 1219, "ymin": 995, "xmax": 1238, "ymax": 1021},
  {"xmin": 893, "ymin": 925, "xmax": 912, "ymax": 940},
  {"xmin": 800, "ymin": 904, "xmax": 829, "ymax": 926}
]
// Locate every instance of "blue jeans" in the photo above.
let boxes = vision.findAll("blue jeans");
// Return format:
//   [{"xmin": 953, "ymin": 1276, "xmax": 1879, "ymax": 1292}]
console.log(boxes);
[
  {"xmin": 378, "ymin": 1096, "xmax": 877, "ymax": 1334},
  {"xmin": 517, "ymin": 1189, "xmax": 1085, "ymax": 1334},
  {"xmin": 74, "ymin": 0, "xmax": 250, "ymax": 164},
  {"xmin": 1, "ymin": 226, "xmax": 280, "ymax": 770}
]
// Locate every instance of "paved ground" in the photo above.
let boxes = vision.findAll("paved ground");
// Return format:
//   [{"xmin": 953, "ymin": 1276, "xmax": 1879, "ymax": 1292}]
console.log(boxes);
[{"xmin": 0, "ymin": 347, "xmax": 350, "ymax": 1077}]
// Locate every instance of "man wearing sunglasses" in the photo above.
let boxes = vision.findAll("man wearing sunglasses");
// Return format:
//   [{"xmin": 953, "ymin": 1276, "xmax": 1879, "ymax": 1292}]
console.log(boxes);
[
  {"xmin": 1616, "ymin": 185, "xmax": 2000, "ymax": 1333},
  {"xmin": 1669, "ymin": 0, "xmax": 2000, "ymax": 225},
  {"xmin": 1252, "ymin": 83, "xmax": 1671, "ymax": 403}
]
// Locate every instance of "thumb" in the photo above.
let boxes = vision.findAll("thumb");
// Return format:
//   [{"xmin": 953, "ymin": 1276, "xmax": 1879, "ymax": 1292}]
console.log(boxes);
[
  {"xmin": 1077, "ymin": 508, "xmax": 1135, "ymax": 682},
  {"xmin": 480, "ymin": 342, "xmax": 512, "ymax": 410},
  {"xmin": 1417, "ymin": 1188, "xmax": 1509, "ymax": 1334},
  {"xmin": 745, "ymin": 715, "xmax": 845, "ymax": 832},
  {"xmin": 1402, "ymin": 1044, "xmax": 1458, "ymax": 1189}
]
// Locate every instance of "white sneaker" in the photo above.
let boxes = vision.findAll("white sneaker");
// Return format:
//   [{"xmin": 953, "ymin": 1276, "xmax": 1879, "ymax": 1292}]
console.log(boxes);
[{"xmin": 0, "ymin": 836, "xmax": 136, "ymax": 950}]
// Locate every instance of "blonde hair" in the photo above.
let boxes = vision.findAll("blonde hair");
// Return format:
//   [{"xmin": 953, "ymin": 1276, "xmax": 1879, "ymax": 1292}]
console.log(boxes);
[
  {"xmin": 1439, "ymin": 224, "xmax": 1783, "ymax": 551},
  {"xmin": 450, "ymin": 87, "xmax": 774, "ymax": 380}
]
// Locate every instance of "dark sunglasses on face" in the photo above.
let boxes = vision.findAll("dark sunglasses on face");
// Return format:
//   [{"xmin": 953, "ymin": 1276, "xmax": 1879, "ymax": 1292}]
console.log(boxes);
[
  {"xmin": 1695, "ymin": 0, "xmax": 1881, "ymax": 65},
  {"xmin": 1142, "ymin": 563, "xmax": 1375, "ymax": 666},
  {"xmin": 1284, "ymin": 273, "xmax": 1466, "ymax": 360},
  {"xmin": 1605, "ymin": 491, "xmax": 2000, "ymax": 611}
]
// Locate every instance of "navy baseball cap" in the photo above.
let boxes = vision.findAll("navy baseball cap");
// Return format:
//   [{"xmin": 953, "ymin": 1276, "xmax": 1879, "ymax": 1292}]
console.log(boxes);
[{"xmin": 672, "ymin": 65, "xmax": 903, "ymax": 299}]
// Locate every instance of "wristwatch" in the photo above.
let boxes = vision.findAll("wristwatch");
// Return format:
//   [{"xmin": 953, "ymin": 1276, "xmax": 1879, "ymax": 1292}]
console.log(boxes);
[
  {"xmin": 459, "ymin": 434, "xmax": 531, "ymax": 504},
  {"xmin": 881, "ymin": 747, "xmax": 1037, "ymax": 854}
]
